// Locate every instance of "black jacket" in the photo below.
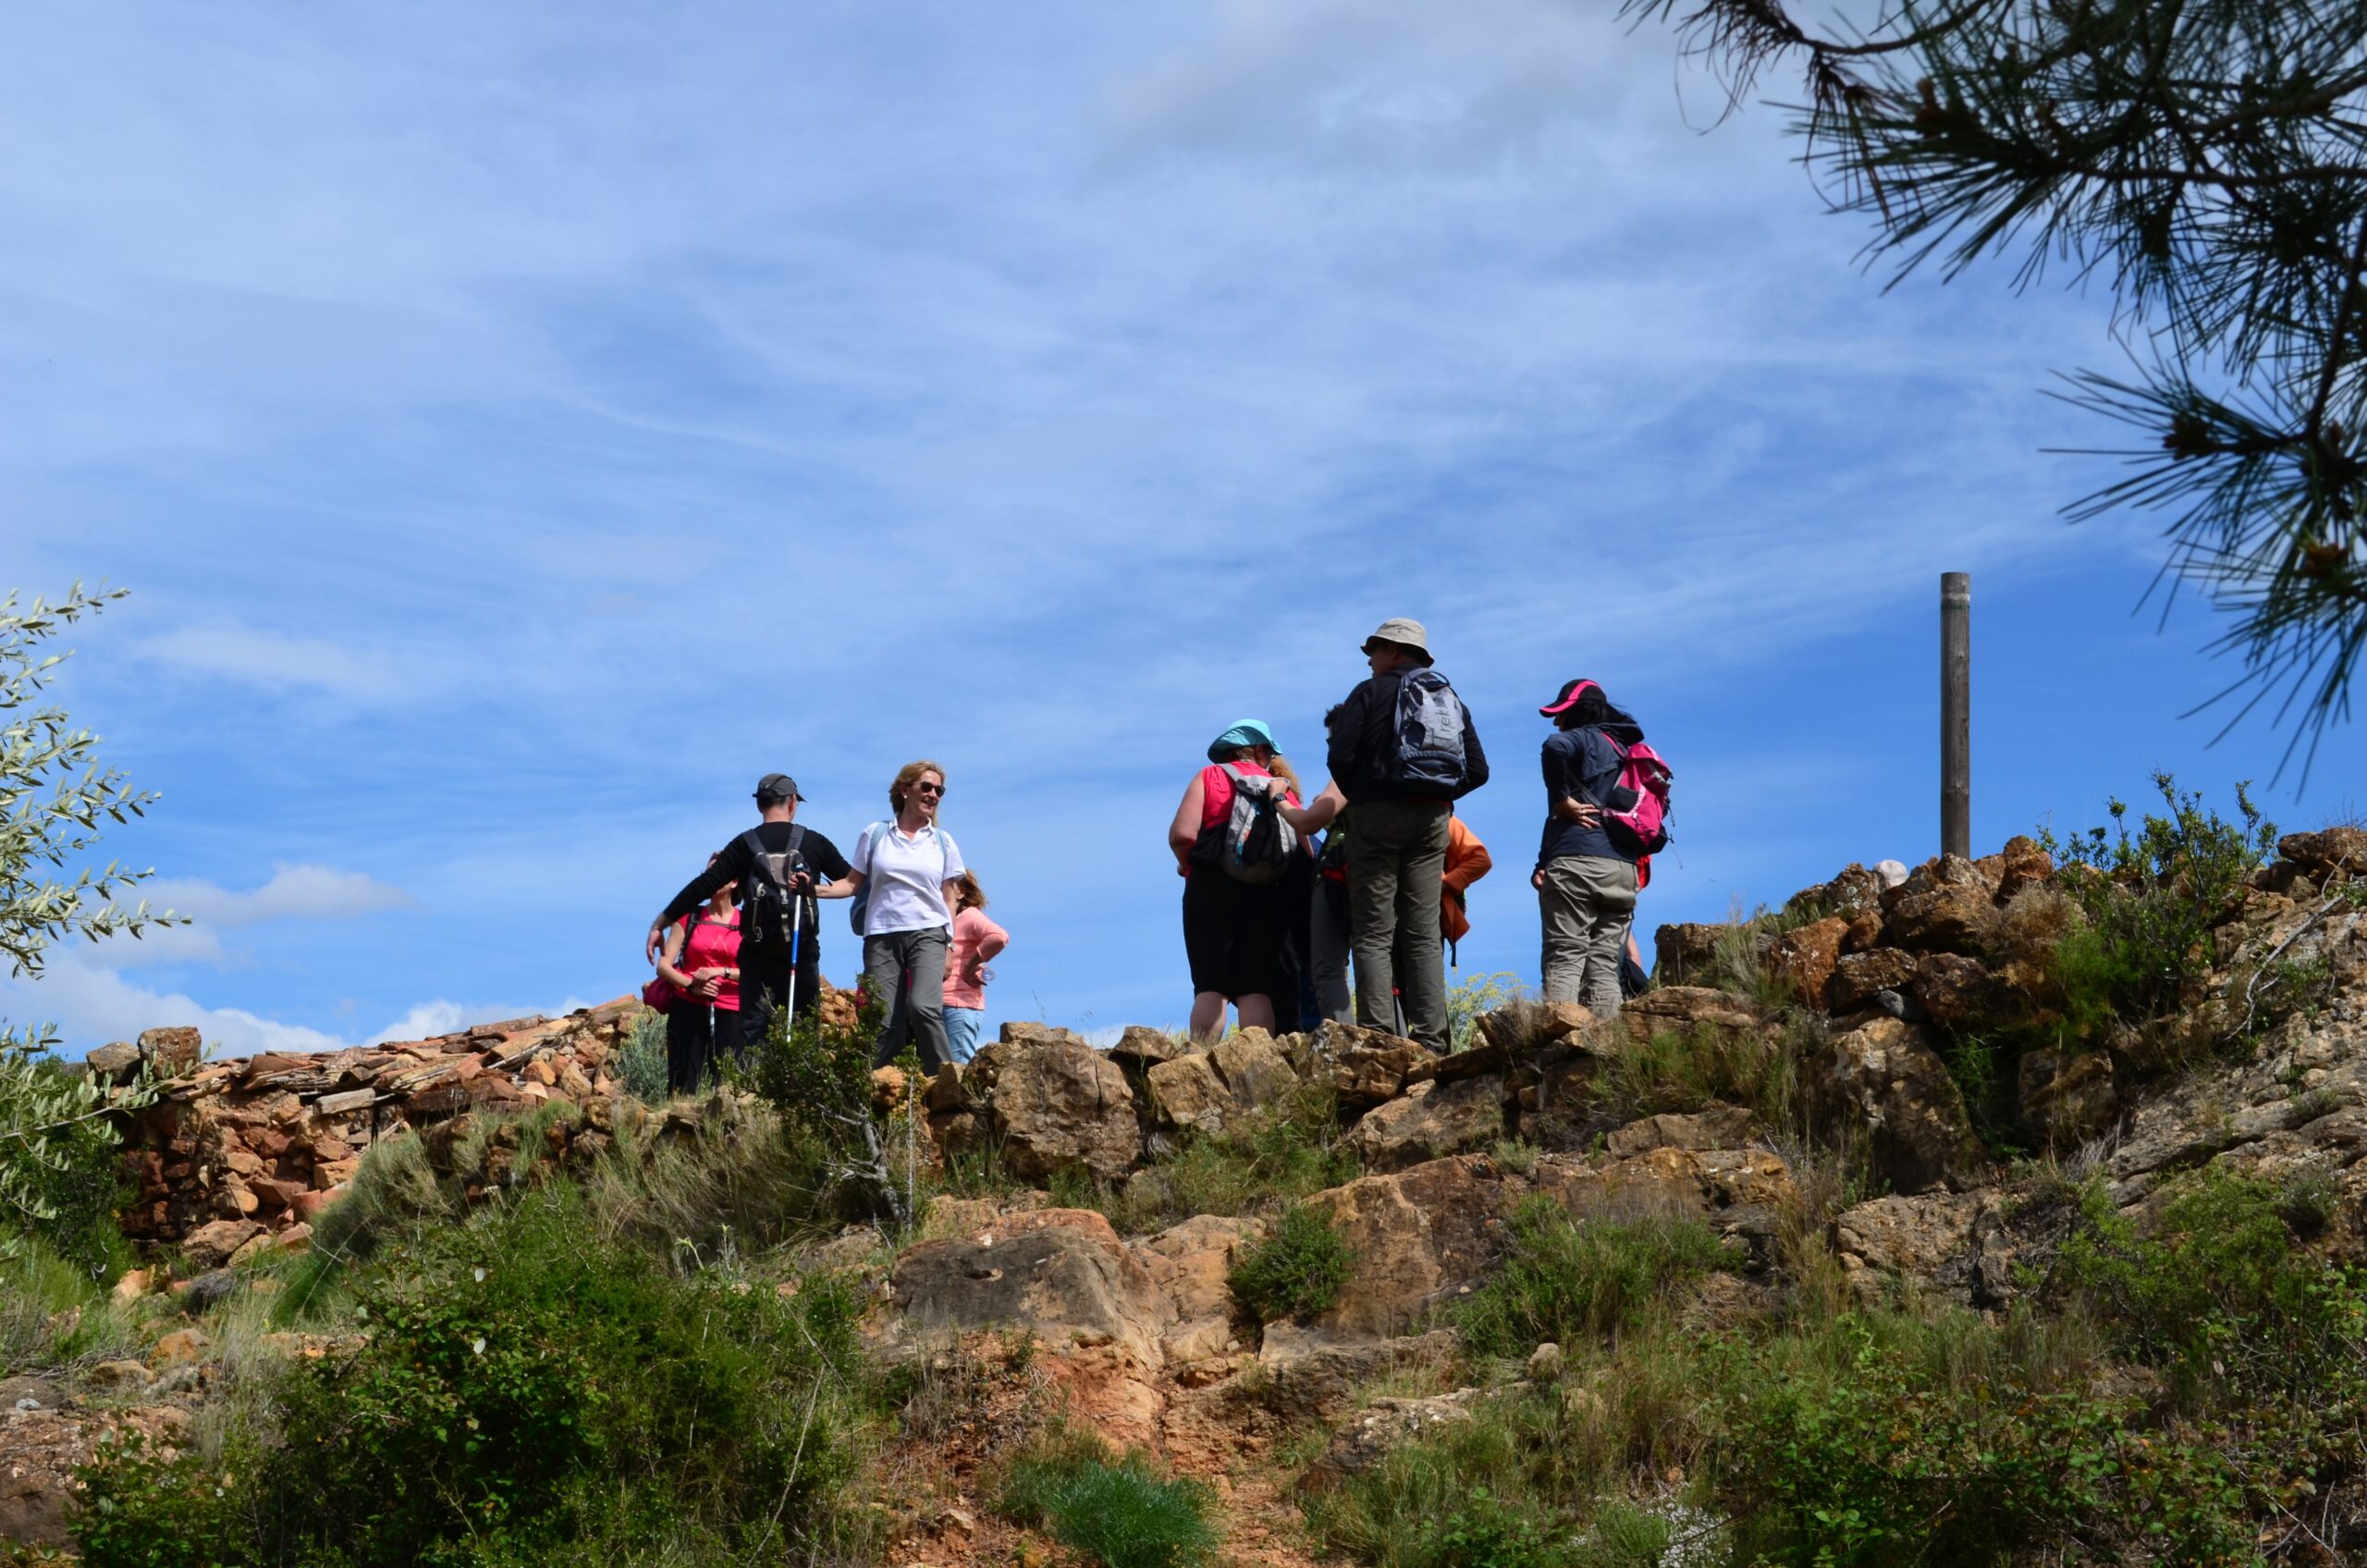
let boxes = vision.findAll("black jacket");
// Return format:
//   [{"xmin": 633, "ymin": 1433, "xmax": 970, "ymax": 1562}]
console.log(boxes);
[
  {"xmin": 1327, "ymin": 668, "xmax": 1490, "ymax": 804},
  {"xmin": 658, "ymin": 822, "xmax": 852, "ymax": 948},
  {"xmin": 1539, "ymin": 720, "xmax": 1642, "ymax": 866}
]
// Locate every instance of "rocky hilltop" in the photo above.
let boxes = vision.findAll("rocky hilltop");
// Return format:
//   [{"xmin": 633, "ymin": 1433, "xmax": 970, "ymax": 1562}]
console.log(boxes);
[{"xmin": 11, "ymin": 823, "xmax": 2367, "ymax": 1562}]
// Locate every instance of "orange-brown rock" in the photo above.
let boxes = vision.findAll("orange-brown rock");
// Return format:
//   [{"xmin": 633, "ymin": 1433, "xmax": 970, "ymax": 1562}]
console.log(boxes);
[
  {"xmin": 1881, "ymin": 856, "xmax": 1996, "ymax": 953},
  {"xmin": 1831, "ymin": 948, "xmax": 1919, "ymax": 1014},
  {"xmin": 1767, "ymin": 917, "xmax": 1849, "ymax": 1011}
]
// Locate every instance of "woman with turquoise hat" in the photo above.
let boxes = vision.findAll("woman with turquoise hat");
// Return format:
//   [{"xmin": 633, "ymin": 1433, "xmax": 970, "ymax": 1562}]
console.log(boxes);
[{"xmin": 1166, "ymin": 718, "xmax": 1308, "ymax": 1040}]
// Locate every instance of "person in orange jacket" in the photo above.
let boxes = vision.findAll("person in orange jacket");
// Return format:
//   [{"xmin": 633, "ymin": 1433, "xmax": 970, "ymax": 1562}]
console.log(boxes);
[
  {"xmin": 1287, "ymin": 790, "xmax": 1493, "ymax": 1023},
  {"xmin": 1441, "ymin": 814, "xmax": 1493, "ymax": 967}
]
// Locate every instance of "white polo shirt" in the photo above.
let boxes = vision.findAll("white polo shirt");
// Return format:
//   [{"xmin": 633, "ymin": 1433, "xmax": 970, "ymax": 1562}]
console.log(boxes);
[{"xmin": 850, "ymin": 821, "xmax": 967, "ymax": 937}]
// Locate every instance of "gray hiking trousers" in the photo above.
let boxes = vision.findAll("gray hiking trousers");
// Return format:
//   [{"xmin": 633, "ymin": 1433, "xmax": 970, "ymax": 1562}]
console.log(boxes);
[
  {"xmin": 1347, "ymin": 800, "xmax": 1451, "ymax": 1050},
  {"xmin": 865, "ymin": 925, "xmax": 950, "ymax": 1073},
  {"xmin": 1539, "ymin": 855, "xmax": 1638, "ymax": 1018}
]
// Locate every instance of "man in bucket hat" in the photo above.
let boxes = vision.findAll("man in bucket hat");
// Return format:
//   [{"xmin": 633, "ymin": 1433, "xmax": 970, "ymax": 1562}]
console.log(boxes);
[{"xmin": 1323, "ymin": 619, "xmax": 1488, "ymax": 1050}]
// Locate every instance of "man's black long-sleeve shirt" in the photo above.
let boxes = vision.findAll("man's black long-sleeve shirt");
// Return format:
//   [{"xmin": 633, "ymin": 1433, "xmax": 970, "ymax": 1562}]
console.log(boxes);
[
  {"xmin": 657, "ymin": 823, "xmax": 852, "ymax": 948},
  {"xmin": 1326, "ymin": 668, "xmax": 1490, "ymax": 804}
]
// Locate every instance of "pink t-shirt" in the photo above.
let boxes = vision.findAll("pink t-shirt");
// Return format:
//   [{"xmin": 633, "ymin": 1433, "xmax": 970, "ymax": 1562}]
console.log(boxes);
[
  {"xmin": 942, "ymin": 906, "xmax": 1009, "ymax": 1010},
  {"xmin": 681, "ymin": 911, "xmax": 742, "ymax": 1011},
  {"xmin": 1198, "ymin": 761, "xmax": 1299, "ymax": 830}
]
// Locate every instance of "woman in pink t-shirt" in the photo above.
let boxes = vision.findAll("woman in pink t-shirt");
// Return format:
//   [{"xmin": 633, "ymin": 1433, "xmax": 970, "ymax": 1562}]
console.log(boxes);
[
  {"xmin": 1167, "ymin": 718, "xmax": 1305, "ymax": 1041},
  {"xmin": 656, "ymin": 875, "xmax": 743, "ymax": 1093},
  {"xmin": 939, "ymin": 873, "xmax": 1008, "ymax": 1064}
]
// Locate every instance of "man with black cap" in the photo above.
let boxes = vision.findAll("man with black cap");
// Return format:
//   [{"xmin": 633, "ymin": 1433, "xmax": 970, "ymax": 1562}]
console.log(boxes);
[
  {"xmin": 1324, "ymin": 618, "xmax": 1488, "ymax": 1051},
  {"xmin": 646, "ymin": 774, "xmax": 853, "ymax": 1051}
]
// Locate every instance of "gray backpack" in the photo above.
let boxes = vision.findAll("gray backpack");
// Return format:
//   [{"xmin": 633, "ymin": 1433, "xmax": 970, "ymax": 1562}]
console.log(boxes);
[
  {"xmin": 1385, "ymin": 668, "xmax": 1472, "ymax": 796},
  {"xmin": 1209, "ymin": 764, "xmax": 1297, "ymax": 885}
]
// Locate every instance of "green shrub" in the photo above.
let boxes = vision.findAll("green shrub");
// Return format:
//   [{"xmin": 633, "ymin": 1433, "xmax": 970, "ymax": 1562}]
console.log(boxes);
[
  {"xmin": 1227, "ymin": 1202, "xmax": 1354, "ymax": 1324},
  {"xmin": 79, "ymin": 1187, "xmax": 868, "ymax": 1566},
  {"xmin": 1448, "ymin": 973, "xmax": 1530, "ymax": 1051},
  {"xmin": 2058, "ymin": 1167, "xmax": 2367, "ymax": 1409},
  {"xmin": 1000, "ymin": 1423, "xmax": 1217, "ymax": 1568},
  {"xmin": 1416, "ymin": 1487, "xmax": 1566, "ymax": 1568},
  {"xmin": 1460, "ymin": 1199, "xmax": 1732, "ymax": 1357},
  {"xmin": 616, "ymin": 1008, "xmax": 669, "ymax": 1105},
  {"xmin": 2038, "ymin": 774, "xmax": 2276, "ymax": 1037},
  {"xmin": 71, "ymin": 1430, "xmax": 255, "ymax": 1568},
  {"xmin": 1716, "ymin": 1322, "xmax": 2252, "ymax": 1567},
  {"xmin": 3, "ymin": 1054, "xmax": 136, "ymax": 1280},
  {"xmin": 747, "ymin": 987, "xmax": 909, "ymax": 1226}
]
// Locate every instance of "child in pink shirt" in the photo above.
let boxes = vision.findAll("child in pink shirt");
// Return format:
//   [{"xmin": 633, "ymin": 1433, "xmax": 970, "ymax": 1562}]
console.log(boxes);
[{"xmin": 941, "ymin": 873, "xmax": 1009, "ymax": 1063}]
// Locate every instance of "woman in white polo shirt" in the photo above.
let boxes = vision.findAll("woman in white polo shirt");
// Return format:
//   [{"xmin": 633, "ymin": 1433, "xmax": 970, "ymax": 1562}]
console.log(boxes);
[{"xmin": 819, "ymin": 759, "xmax": 966, "ymax": 1072}]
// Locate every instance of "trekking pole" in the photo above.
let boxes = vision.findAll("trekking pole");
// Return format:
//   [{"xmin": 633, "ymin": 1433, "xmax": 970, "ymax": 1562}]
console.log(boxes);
[{"xmin": 780, "ymin": 861, "xmax": 808, "ymax": 1042}]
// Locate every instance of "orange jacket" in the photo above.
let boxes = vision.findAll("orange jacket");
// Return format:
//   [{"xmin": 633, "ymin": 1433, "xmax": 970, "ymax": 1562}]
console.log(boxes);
[{"xmin": 1441, "ymin": 816, "xmax": 1492, "ymax": 947}]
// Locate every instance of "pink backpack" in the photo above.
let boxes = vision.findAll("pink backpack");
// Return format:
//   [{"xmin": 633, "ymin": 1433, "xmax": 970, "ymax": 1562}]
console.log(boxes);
[{"xmin": 1602, "ymin": 737, "xmax": 1673, "ymax": 856}]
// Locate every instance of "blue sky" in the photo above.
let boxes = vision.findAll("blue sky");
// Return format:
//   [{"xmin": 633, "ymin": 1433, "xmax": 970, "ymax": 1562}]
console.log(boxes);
[{"xmin": 6, "ymin": 0, "xmax": 2360, "ymax": 1053}]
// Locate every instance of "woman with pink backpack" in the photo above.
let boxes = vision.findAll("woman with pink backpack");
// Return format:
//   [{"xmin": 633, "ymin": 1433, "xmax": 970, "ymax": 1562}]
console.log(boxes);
[{"xmin": 1532, "ymin": 679, "xmax": 1670, "ymax": 1017}]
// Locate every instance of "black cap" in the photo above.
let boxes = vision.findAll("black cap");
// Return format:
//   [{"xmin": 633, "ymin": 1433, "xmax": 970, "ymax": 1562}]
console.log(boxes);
[{"xmin": 754, "ymin": 773, "xmax": 806, "ymax": 804}]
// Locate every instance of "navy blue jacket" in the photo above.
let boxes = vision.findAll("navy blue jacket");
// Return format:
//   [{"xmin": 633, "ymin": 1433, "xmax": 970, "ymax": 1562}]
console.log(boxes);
[{"xmin": 1538, "ymin": 722, "xmax": 1641, "ymax": 866}]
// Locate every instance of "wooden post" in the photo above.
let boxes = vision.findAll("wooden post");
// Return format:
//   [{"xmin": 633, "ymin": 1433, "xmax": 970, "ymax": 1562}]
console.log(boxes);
[{"xmin": 1942, "ymin": 571, "xmax": 1971, "ymax": 861}]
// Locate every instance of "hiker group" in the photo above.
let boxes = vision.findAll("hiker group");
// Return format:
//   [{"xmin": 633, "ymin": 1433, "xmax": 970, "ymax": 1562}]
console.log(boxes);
[
  {"xmin": 1172, "ymin": 617, "xmax": 1668, "ymax": 1054},
  {"xmin": 637, "ymin": 615, "xmax": 1668, "ymax": 1083}
]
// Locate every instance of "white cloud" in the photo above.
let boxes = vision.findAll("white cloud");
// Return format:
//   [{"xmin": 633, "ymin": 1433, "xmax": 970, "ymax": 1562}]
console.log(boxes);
[
  {"xmin": 3, "ymin": 955, "xmax": 347, "ymax": 1057},
  {"xmin": 142, "ymin": 864, "xmax": 416, "ymax": 927},
  {"xmin": 132, "ymin": 625, "xmax": 424, "ymax": 703},
  {"xmin": 90, "ymin": 864, "xmax": 414, "ymax": 971}
]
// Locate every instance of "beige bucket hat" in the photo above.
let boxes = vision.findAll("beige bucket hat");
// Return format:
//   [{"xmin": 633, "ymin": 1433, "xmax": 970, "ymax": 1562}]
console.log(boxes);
[{"xmin": 1361, "ymin": 617, "xmax": 1433, "ymax": 666}]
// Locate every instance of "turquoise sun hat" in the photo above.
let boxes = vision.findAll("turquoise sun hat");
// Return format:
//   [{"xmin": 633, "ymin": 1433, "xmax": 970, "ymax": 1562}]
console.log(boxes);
[{"xmin": 1207, "ymin": 719, "xmax": 1279, "ymax": 762}]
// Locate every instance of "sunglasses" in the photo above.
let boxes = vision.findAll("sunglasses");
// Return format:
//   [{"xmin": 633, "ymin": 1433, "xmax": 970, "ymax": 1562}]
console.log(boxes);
[{"xmin": 914, "ymin": 781, "xmax": 945, "ymax": 796}]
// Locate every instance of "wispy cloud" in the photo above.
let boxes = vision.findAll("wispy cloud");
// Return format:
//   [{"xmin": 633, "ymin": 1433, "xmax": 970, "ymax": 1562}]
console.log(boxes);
[
  {"xmin": 131, "ymin": 625, "xmax": 428, "ymax": 704},
  {"xmin": 142, "ymin": 864, "xmax": 417, "ymax": 926}
]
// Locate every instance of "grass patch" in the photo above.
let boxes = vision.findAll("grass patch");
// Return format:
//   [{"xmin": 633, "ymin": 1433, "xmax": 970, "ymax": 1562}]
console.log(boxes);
[
  {"xmin": 1000, "ymin": 1421, "xmax": 1218, "ymax": 1568},
  {"xmin": 1075, "ymin": 1084, "xmax": 1361, "ymax": 1236},
  {"xmin": 1227, "ymin": 1202, "xmax": 1354, "ymax": 1324},
  {"xmin": 0, "ymin": 1235, "xmax": 136, "ymax": 1377},
  {"xmin": 1459, "ymin": 1198, "xmax": 1733, "ymax": 1357},
  {"xmin": 1588, "ymin": 1020, "xmax": 1804, "ymax": 1132}
]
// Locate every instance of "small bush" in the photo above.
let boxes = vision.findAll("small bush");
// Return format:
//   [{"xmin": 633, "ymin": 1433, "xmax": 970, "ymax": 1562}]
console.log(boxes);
[
  {"xmin": 616, "ymin": 1008, "xmax": 669, "ymax": 1105},
  {"xmin": 1716, "ymin": 1323, "xmax": 2251, "ymax": 1567},
  {"xmin": 79, "ymin": 1186, "xmax": 870, "ymax": 1566},
  {"xmin": 1448, "ymin": 973, "xmax": 1531, "ymax": 1051},
  {"xmin": 1417, "ymin": 1486, "xmax": 1566, "ymax": 1568},
  {"xmin": 3, "ymin": 1054, "xmax": 135, "ymax": 1281},
  {"xmin": 2038, "ymin": 774, "xmax": 2276, "ymax": 1040},
  {"xmin": 1227, "ymin": 1203, "xmax": 1354, "ymax": 1324},
  {"xmin": 1460, "ymin": 1199, "xmax": 1733, "ymax": 1357},
  {"xmin": 2058, "ymin": 1166, "xmax": 2367, "ymax": 1409},
  {"xmin": 1000, "ymin": 1423, "xmax": 1218, "ymax": 1568}
]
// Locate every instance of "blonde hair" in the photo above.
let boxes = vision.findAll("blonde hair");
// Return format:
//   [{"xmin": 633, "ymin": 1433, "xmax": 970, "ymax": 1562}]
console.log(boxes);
[
  {"xmin": 1214, "ymin": 742, "xmax": 1301, "ymax": 800},
  {"xmin": 889, "ymin": 759, "xmax": 947, "ymax": 816},
  {"xmin": 950, "ymin": 872, "xmax": 987, "ymax": 912}
]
